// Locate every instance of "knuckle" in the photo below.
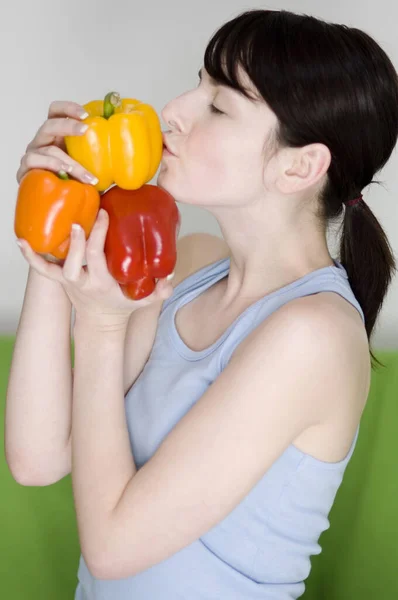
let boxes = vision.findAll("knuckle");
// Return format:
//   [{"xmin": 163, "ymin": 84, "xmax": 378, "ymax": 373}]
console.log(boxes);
[
  {"xmin": 46, "ymin": 157, "xmax": 60, "ymax": 171},
  {"xmin": 40, "ymin": 145, "xmax": 58, "ymax": 156},
  {"xmin": 42, "ymin": 118, "xmax": 55, "ymax": 132},
  {"xmin": 63, "ymin": 271, "xmax": 78, "ymax": 282},
  {"xmin": 38, "ymin": 145, "xmax": 52, "ymax": 154},
  {"xmin": 48, "ymin": 100, "xmax": 57, "ymax": 113},
  {"xmin": 25, "ymin": 135, "xmax": 39, "ymax": 152},
  {"xmin": 24, "ymin": 152, "xmax": 35, "ymax": 168},
  {"xmin": 41, "ymin": 118, "xmax": 57, "ymax": 137},
  {"xmin": 86, "ymin": 246, "xmax": 99, "ymax": 257},
  {"xmin": 36, "ymin": 121, "xmax": 48, "ymax": 136}
]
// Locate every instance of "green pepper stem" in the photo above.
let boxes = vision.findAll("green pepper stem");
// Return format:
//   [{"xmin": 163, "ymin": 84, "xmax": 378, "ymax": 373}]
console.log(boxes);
[
  {"xmin": 58, "ymin": 171, "xmax": 69, "ymax": 180},
  {"xmin": 103, "ymin": 92, "xmax": 122, "ymax": 119}
]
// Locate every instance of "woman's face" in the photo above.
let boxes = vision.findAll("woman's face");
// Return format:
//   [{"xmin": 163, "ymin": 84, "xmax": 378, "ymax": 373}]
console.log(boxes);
[{"xmin": 157, "ymin": 65, "xmax": 278, "ymax": 209}]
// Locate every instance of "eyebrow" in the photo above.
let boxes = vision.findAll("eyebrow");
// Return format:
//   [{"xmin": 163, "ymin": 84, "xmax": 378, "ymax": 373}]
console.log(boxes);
[{"xmin": 197, "ymin": 68, "xmax": 260, "ymax": 104}]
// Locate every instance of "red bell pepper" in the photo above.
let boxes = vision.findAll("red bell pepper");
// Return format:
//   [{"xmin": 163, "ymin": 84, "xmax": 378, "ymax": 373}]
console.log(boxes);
[{"xmin": 100, "ymin": 184, "xmax": 180, "ymax": 300}]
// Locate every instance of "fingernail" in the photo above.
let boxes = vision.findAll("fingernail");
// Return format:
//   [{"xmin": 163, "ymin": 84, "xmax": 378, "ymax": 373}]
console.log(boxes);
[
  {"xmin": 83, "ymin": 173, "xmax": 99, "ymax": 184},
  {"xmin": 79, "ymin": 111, "xmax": 90, "ymax": 120},
  {"xmin": 166, "ymin": 271, "xmax": 175, "ymax": 281},
  {"xmin": 79, "ymin": 124, "xmax": 89, "ymax": 134},
  {"xmin": 72, "ymin": 223, "xmax": 82, "ymax": 235},
  {"xmin": 16, "ymin": 239, "xmax": 24, "ymax": 249}
]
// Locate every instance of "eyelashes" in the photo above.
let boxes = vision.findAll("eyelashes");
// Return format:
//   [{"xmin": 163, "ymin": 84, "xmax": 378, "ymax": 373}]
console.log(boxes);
[
  {"xmin": 196, "ymin": 79, "xmax": 225, "ymax": 115},
  {"xmin": 209, "ymin": 104, "xmax": 224, "ymax": 115}
]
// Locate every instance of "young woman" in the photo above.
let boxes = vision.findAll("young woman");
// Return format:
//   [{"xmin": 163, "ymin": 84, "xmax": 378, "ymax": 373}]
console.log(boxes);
[{"xmin": 6, "ymin": 8, "xmax": 398, "ymax": 600}]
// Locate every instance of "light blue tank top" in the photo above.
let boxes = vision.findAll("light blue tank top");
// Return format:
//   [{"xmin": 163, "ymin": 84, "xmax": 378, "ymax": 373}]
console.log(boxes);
[{"xmin": 75, "ymin": 257, "xmax": 364, "ymax": 600}]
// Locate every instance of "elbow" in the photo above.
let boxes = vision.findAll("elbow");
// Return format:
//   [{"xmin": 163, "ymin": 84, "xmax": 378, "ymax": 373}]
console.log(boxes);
[
  {"xmin": 83, "ymin": 547, "xmax": 115, "ymax": 580},
  {"xmin": 8, "ymin": 469, "xmax": 45, "ymax": 487},
  {"xmin": 84, "ymin": 556, "xmax": 106, "ymax": 580},
  {"xmin": 87, "ymin": 555, "xmax": 142, "ymax": 580},
  {"xmin": 6, "ymin": 443, "xmax": 71, "ymax": 486},
  {"xmin": 8, "ymin": 465, "xmax": 54, "ymax": 487},
  {"xmin": 87, "ymin": 559, "xmax": 133, "ymax": 581},
  {"xmin": 6, "ymin": 455, "xmax": 61, "ymax": 487},
  {"xmin": 83, "ymin": 539, "xmax": 135, "ymax": 580}
]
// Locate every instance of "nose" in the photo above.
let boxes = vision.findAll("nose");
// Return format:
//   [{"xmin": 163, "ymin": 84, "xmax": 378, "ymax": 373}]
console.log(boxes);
[
  {"xmin": 161, "ymin": 102, "xmax": 179, "ymax": 131},
  {"xmin": 161, "ymin": 117, "xmax": 178, "ymax": 133}
]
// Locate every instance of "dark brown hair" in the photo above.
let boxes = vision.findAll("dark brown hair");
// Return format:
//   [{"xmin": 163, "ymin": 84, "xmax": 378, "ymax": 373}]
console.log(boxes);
[{"xmin": 204, "ymin": 8, "xmax": 398, "ymax": 370}]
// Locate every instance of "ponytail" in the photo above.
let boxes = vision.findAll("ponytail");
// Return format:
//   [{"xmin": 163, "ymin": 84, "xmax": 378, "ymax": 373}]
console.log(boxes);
[{"xmin": 340, "ymin": 198, "xmax": 397, "ymax": 370}]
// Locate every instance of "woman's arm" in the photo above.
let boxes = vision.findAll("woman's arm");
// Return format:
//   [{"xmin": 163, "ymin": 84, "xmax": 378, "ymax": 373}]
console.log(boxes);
[
  {"xmin": 4, "ymin": 267, "xmax": 73, "ymax": 486},
  {"xmin": 4, "ymin": 233, "xmax": 229, "ymax": 488},
  {"xmin": 67, "ymin": 296, "xmax": 355, "ymax": 580}
]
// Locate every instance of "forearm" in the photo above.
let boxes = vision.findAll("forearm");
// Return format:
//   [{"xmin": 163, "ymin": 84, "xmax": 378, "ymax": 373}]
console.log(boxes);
[
  {"xmin": 71, "ymin": 317, "xmax": 136, "ymax": 568},
  {"xmin": 5, "ymin": 267, "xmax": 73, "ymax": 483}
]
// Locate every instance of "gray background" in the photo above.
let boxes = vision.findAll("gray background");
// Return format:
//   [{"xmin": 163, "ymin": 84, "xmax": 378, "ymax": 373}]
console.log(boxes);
[{"xmin": 2, "ymin": 0, "xmax": 397, "ymax": 347}]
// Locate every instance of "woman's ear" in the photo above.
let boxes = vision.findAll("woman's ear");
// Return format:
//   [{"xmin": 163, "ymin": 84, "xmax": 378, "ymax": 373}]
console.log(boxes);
[{"xmin": 277, "ymin": 143, "xmax": 331, "ymax": 195}]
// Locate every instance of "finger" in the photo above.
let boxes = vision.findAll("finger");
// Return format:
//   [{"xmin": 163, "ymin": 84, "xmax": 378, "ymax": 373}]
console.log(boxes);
[
  {"xmin": 47, "ymin": 102, "xmax": 89, "ymax": 153},
  {"xmin": 62, "ymin": 224, "xmax": 87, "ymax": 284},
  {"xmin": 156, "ymin": 276, "xmax": 175, "ymax": 300},
  {"xmin": 36, "ymin": 146, "xmax": 99, "ymax": 185},
  {"xmin": 47, "ymin": 100, "xmax": 89, "ymax": 120},
  {"xmin": 17, "ymin": 147, "xmax": 98, "ymax": 185},
  {"xmin": 17, "ymin": 150, "xmax": 73, "ymax": 184},
  {"xmin": 147, "ymin": 273, "xmax": 175, "ymax": 302},
  {"xmin": 16, "ymin": 239, "xmax": 64, "ymax": 282},
  {"xmin": 84, "ymin": 209, "xmax": 113, "ymax": 285},
  {"xmin": 26, "ymin": 117, "xmax": 89, "ymax": 153}
]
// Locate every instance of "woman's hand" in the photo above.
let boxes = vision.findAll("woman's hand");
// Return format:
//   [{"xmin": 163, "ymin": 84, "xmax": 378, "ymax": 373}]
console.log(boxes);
[
  {"xmin": 16, "ymin": 99, "xmax": 174, "ymax": 328},
  {"xmin": 16, "ymin": 207, "xmax": 175, "ymax": 329},
  {"xmin": 16, "ymin": 100, "xmax": 99, "ymax": 185}
]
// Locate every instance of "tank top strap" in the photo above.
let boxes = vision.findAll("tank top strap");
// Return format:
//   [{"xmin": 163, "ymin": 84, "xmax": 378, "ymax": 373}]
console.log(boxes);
[{"xmin": 161, "ymin": 257, "xmax": 229, "ymax": 314}]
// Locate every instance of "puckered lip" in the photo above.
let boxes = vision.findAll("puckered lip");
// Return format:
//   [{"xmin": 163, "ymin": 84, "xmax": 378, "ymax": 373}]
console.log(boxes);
[{"xmin": 162, "ymin": 134, "xmax": 177, "ymax": 156}]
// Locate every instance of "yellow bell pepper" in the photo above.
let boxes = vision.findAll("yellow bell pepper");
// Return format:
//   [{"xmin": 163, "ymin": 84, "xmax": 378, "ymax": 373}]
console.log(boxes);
[{"xmin": 64, "ymin": 92, "xmax": 163, "ymax": 192}]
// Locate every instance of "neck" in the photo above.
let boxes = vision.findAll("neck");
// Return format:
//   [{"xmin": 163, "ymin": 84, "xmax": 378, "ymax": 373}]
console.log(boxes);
[{"xmin": 213, "ymin": 204, "xmax": 333, "ymax": 310}]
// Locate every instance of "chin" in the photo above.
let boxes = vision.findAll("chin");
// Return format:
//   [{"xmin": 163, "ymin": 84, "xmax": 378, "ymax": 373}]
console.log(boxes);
[
  {"xmin": 155, "ymin": 173, "xmax": 170, "ymax": 193},
  {"xmin": 156, "ymin": 172, "xmax": 216, "ymax": 207}
]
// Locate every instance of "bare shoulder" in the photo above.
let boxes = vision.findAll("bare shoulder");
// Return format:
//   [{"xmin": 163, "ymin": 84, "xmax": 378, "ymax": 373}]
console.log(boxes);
[
  {"xmin": 293, "ymin": 292, "xmax": 371, "ymax": 455},
  {"xmin": 232, "ymin": 290, "xmax": 371, "ymax": 462},
  {"xmin": 269, "ymin": 291, "xmax": 371, "ymax": 403},
  {"xmin": 302, "ymin": 291, "xmax": 370, "ymax": 383}
]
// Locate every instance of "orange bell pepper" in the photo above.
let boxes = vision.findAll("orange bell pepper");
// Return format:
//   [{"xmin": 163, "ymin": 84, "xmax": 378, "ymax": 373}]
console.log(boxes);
[
  {"xmin": 14, "ymin": 169, "xmax": 100, "ymax": 262},
  {"xmin": 100, "ymin": 184, "xmax": 180, "ymax": 300},
  {"xmin": 64, "ymin": 91, "xmax": 163, "ymax": 193}
]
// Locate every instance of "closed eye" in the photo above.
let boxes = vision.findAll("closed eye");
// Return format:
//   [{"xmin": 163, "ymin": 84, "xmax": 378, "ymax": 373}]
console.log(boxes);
[
  {"xmin": 196, "ymin": 74, "xmax": 225, "ymax": 115},
  {"xmin": 209, "ymin": 104, "xmax": 224, "ymax": 115}
]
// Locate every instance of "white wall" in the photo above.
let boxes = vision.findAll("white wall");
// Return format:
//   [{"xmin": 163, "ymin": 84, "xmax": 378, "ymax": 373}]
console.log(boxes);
[{"xmin": 1, "ymin": 0, "xmax": 397, "ymax": 348}]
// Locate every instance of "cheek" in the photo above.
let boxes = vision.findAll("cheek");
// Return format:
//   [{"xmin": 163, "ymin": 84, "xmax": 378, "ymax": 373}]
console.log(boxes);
[
  {"xmin": 189, "ymin": 130, "xmax": 229, "ymax": 173},
  {"xmin": 186, "ymin": 128, "xmax": 250, "ymax": 188},
  {"xmin": 158, "ymin": 127, "xmax": 262, "ymax": 203}
]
